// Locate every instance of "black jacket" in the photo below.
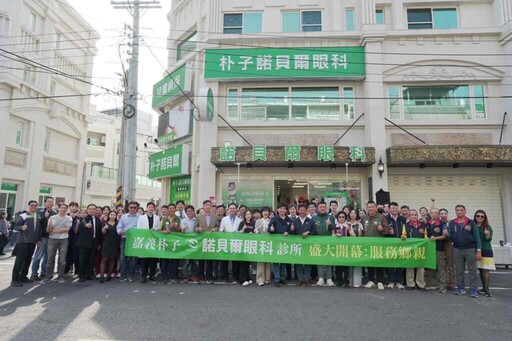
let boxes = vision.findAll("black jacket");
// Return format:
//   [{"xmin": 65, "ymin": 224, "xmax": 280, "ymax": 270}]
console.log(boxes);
[
  {"xmin": 292, "ymin": 216, "xmax": 317, "ymax": 235},
  {"xmin": 39, "ymin": 208, "xmax": 57, "ymax": 238},
  {"xmin": 77, "ymin": 215, "xmax": 103, "ymax": 249},
  {"xmin": 14, "ymin": 212, "xmax": 43, "ymax": 244},
  {"xmin": 385, "ymin": 214, "xmax": 407, "ymax": 238}
]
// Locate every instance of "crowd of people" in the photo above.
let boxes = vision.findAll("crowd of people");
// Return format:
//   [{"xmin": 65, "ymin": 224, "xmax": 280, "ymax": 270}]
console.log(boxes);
[{"xmin": 1, "ymin": 196, "xmax": 495, "ymax": 299}]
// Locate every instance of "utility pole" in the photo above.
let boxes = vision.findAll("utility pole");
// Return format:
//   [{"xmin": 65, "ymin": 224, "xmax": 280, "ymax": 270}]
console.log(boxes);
[{"xmin": 112, "ymin": 0, "xmax": 161, "ymax": 205}]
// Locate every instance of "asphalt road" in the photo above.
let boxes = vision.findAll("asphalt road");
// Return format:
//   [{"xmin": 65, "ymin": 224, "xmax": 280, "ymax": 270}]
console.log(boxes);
[{"xmin": 0, "ymin": 254, "xmax": 511, "ymax": 341}]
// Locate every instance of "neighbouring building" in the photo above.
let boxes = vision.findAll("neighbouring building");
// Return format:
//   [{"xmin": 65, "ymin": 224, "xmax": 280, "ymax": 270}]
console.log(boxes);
[
  {"xmin": 151, "ymin": 0, "xmax": 512, "ymax": 247},
  {"xmin": 82, "ymin": 108, "xmax": 162, "ymax": 207},
  {"xmin": 0, "ymin": 0, "xmax": 99, "ymax": 217}
]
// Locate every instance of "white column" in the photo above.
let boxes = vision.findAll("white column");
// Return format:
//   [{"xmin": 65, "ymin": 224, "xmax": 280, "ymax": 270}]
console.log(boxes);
[
  {"xmin": 362, "ymin": 0, "xmax": 376, "ymax": 25},
  {"xmin": 393, "ymin": 0, "xmax": 406, "ymax": 30},
  {"xmin": 362, "ymin": 38, "xmax": 388, "ymax": 197},
  {"xmin": 502, "ymin": 0, "xmax": 512, "ymax": 24}
]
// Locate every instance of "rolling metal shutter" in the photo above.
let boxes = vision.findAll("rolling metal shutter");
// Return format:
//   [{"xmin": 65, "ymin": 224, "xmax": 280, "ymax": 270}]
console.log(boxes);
[{"xmin": 389, "ymin": 175, "xmax": 505, "ymax": 243}]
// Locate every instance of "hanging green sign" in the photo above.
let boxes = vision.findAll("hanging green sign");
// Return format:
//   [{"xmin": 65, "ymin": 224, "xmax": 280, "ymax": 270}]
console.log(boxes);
[
  {"xmin": 39, "ymin": 187, "xmax": 52, "ymax": 195},
  {"xmin": 170, "ymin": 176, "xmax": 191, "ymax": 204},
  {"xmin": 204, "ymin": 46, "xmax": 366, "ymax": 80},
  {"xmin": 1, "ymin": 183, "xmax": 18, "ymax": 191},
  {"xmin": 152, "ymin": 64, "xmax": 189, "ymax": 107},
  {"xmin": 148, "ymin": 145, "xmax": 189, "ymax": 179},
  {"xmin": 222, "ymin": 179, "xmax": 273, "ymax": 208},
  {"xmin": 125, "ymin": 230, "xmax": 436, "ymax": 269}
]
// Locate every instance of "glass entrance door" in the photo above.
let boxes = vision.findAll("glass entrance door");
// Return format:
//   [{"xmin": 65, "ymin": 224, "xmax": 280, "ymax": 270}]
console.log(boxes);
[{"xmin": 0, "ymin": 192, "xmax": 17, "ymax": 220}]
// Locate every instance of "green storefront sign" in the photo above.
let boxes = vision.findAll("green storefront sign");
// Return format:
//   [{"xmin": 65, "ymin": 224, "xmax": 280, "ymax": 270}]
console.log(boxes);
[
  {"xmin": 125, "ymin": 230, "xmax": 436, "ymax": 269},
  {"xmin": 1, "ymin": 183, "xmax": 18, "ymax": 192},
  {"xmin": 204, "ymin": 46, "xmax": 366, "ymax": 80},
  {"xmin": 152, "ymin": 64, "xmax": 188, "ymax": 107},
  {"xmin": 39, "ymin": 186, "xmax": 52, "ymax": 195},
  {"xmin": 222, "ymin": 180, "xmax": 273, "ymax": 208},
  {"xmin": 149, "ymin": 145, "xmax": 186, "ymax": 179},
  {"xmin": 170, "ymin": 176, "xmax": 191, "ymax": 204}
]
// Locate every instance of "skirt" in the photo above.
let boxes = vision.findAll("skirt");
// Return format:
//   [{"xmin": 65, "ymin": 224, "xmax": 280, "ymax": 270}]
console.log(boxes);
[{"xmin": 477, "ymin": 249, "xmax": 496, "ymax": 270}]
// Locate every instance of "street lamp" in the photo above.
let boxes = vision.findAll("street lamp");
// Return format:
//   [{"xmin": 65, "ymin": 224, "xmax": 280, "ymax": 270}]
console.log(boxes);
[{"xmin": 378, "ymin": 157, "xmax": 385, "ymax": 179}]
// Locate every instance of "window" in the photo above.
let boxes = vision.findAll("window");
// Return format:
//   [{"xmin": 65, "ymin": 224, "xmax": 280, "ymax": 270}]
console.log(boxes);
[
  {"xmin": 387, "ymin": 85, "xmax": 486, "ymax": 120},
  {"xmin": 16, "ymin": 122, "xmax": 25, "ymax": 146},
  {"xmin": 28, "ymin": 12, "xmax": 36, "ymax": 32},
  {"xmin": 0, "ymin": 15, "xmax": 10, "ymax": 37},
  {"xmin": 23, "ymin": 67, "xmax": 30, "ymax": 82},
  {"xmin": 228, "ymin": 86, "xmax": 355, "ymax": 121},
  {"xmin": 282, "ymin": 11, "xmax": 322, "ymax": 32},
  {"xmin": 407, "ymin": 8, "xmax": 458, "ymax": 29},
  {"xmin": 176, "ymin": 31, "xmax": 197, "ymax": 60},
  {"xmin": 346, "ymin": 9, "xmax": 355, "ymax": 31},
  {"xmin": 376, "ymin": 9, "xmax": 385, "ymax": 24},
  {"xmin": 54, "ymin": 32, "xmax": 61, "ymax": 49},
  {"xmin": 43, "ymin": 131, "xmax": 50, "ymax": 153},
  {"xmin": 223, "ymin": 13, "xmax": 262, "ymax": 34},
  {"xmin": 49, "ymin": 80, "xmax": 56, "ymax": 95}
]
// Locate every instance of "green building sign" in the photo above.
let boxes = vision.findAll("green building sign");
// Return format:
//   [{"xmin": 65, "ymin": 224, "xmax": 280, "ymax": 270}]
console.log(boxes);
[
  {"xmin": 148, "ymin": 145, "xmax": 189, "ymax": 179},
  {"xmin": 152, "ymin": 64, "xmax": 190, "ymax": 107},
  {"xmin": 170, "ymin": 176, "xmax": 191, "ymax": 204},
  {"xmin": 204, "ymin": 46, "xmax": 365, "ymax": 80},
  {"xmin": 1, "ymin": 183, "xmax": 18, "ymax": 192}
]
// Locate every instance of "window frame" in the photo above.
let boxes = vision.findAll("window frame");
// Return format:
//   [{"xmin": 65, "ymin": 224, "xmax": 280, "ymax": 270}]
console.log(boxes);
[
  {"xmin": 223, "ymin": 12, "xmax": 263, "ymax": 34},
  {"xmin": 407, "ymin": 8, "xmax": 458, "ymax": 30},
  {"xmin": 176, "ymin": 31, "xmax": 197, "ymax": 60},
  {"xmin": 28, "ymin": 12, "xmax": 36, "ymax": 32},
  {"xmin": 16, "ymin": 121, "xmax": 25, "ymax": 146},
  {"xmin": 376, "ymin": 9, "xmax": 385, "ymax": 24},
  {"xmin": 227, "ymin": 85, "xmax": 355, "ymax": 122},
  {"xmin": 300, "ymin": 10, "xmax": 322, "ymax": 32},
  {"xmin": 54, "ymin": 32, "xmax": 61, "ymax": 49},
  {"xmin": 387, "ymin": 84, "xmax": 486, "ymax": 120},
  {"xmin": 43, "ymin": 131, "xmax": 50, "ymax": 153},
  {"xmin": 345, "ymin": 8, "xmax": 355, "ymax": 31}
]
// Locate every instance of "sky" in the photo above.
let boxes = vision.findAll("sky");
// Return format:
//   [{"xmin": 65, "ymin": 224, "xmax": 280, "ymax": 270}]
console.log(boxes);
[{"xmin": 66, "ymin": 0, "xmax": 172, "ymax": 118}]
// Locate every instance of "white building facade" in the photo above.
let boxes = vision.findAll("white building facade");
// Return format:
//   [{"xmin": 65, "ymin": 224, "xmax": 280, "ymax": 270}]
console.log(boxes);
[
  {"xmin": 83, "ymin": 108, "xmax": 162, "ymax": 207},
  {"xmin": 152, "ymin": 0, "xmax": 512, "ymax": 245},
  {"xmin": 0, "ymin": 0, "xmax": 99, "ymax": 217}
]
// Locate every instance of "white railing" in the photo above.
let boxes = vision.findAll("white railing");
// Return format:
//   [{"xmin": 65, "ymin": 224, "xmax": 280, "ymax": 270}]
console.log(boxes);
[
  {"xmin": 53, "ymin": 52, "xmax": 86, "ymax": 89},
  {"xmin": 20, "ymin": 27, "xmax": 40, "ymax": 54}
]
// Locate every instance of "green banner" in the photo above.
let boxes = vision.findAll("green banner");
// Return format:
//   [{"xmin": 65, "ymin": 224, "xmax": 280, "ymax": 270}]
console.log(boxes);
[
  {"xmin": 204, "ymin": 47, "xmax": 366, "ymax": 80},
  {"xmin": 148, "ymin": 145, "xmax": 188, "ymax": 179},
  {"xmin": 170, "ymin": 176, "xmax": 191, "ymax": 204},
  {"xmin": 125, "ymin": 230, "xmax": 436, "ymax": 269},
  {"xmin": 152, "ymin": 64, "xmax": 188, "ymax": 107}
]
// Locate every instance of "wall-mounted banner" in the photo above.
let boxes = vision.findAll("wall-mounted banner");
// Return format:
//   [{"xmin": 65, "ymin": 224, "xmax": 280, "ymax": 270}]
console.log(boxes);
[
  {"xmin": 170, "ymin": 176, "xmax": 191, "ymax": 204},
  {"xmin": 125, "ymin": 230, "xmax": 436, "ymax": 269},
  {"xmin": 197, "ymin": 87, "xmax": 215, "ymax": 122},
  {"xmin": 152, "ymin": 63, "xmax": 192, "ymax": 107},
  {"xmin": 204, "ymin": 47, "xmax": 366, "ymax": 80},
  {"xmin": 221, "ymin": 179, "xmax": 273, "ymax": 208},
  {"xmin": 148, "ymin": 144, "xmax": 190, "ymax": 179},
  {"xmin": 157, "ymin": 101, "xmax": 193, "ymax": 145}
]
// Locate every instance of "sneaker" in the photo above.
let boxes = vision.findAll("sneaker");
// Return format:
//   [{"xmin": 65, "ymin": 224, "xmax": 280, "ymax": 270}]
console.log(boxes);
[
  {"xmin": 377, "ymin": 282, "xmax": 385, "ymax": 290},
  {"xmin": 405, "ymin": 286, "xmax": 415, "ymax": 291},
  {"xmin": 30, "ymin": 276, "xmax": 40, "ymax": 282},
  {"xmin": 387, "ymin": 283, "xmax": 395, "ymax": 289},
  {"xmin": 242, "ymin": 281, "xmax": 250, "ymax": 286},
  {"xmin": 396, "ymin": 283, "xmax": 405, "ymax": 290},
  {"xmin": 326, "ymin": 279, "xmax": 335, "ymax": 287},
  {"xmin": 427, "ymin": 286, "xmax": 439, "ymax": 291},
  {"xmin": 258, "ymin": 282, "xmax": 264, "ymax": 287},
  {"xmin": 72, "ymin": 274, "xmax": 79, "ymax": 279},
  {"xmin": 477, "ymin": 289, "xmax": 486, "ymax": 295},
  {"xmin": 10, "ymin": 281, "xmax": 23, "ymax": 287},
  {"xmin": 141, "ymin": 277, "xmax": 147, "ymax": 284},
  {"xmin": 418, "ymin": 287, "xmax": 427, "ymax": 292},
  {"xmin": 317, "ymin": 278, "xmax": 325, "ymax": 286},
  {"xmin": 470, "ymin": 289, "xmax": 478, "ymax": 298},
  {"xmin": 99, "ymin": 277, "xmax": 105, "ymax": 284},
  {"xmin": 249, "ymin": 280, "xmax": 253, "ymax": 284},
  {"xmin": 280, "ymin": 280, "xmax": 288, "ymax": 286},
  {"xmin": 484, "ymin": 290, "xmax": 492, "ymax": 297},
  {"xmin": 96, "ymin": 274, "xmax": 101, "ymax": 279},
  {"xmin": 353, "ymin": 284, "xmax": 360, "ymax": 288},
  {"xmin": 118, "ymin": 277, "xmax": 128, "ymax": 283},
  {"xmin": 439, "ymin": 288, "xmax": 447, "ymax": 294},
  {"xmin": 149, "ymin": 276, "xmax": 157, "ymax": 283},
  {"xmin": 128, "ymin": 277, "xmax": 134, "ymax": 282},
  {"xmin": 455, "ymin": 287, "xmax": 466, "ymax": 296},
  {"xmin": 273, "ymin": 282, "xmax": 281, "ymax": 287},
  {"xmin": 40, "ymin": 279, "xmax": 50, "ymax": 285},
  {"xmin": 365, "ymin": 281, "xmax": 375, "ymax": 289}
]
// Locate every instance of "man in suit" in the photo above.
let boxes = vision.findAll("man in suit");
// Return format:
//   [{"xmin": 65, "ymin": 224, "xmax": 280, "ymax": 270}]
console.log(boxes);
[
  {"xmin": 11, "ymin": 200, "xmax": 42, "ymax": 287},
  {"xmin": 136, "ymin": 202, "xmax": 160, "ymax": 283},
  {"xmin": 195, "ymin": 200, "xmax": 219, "ymax": 284},
  {"xmin": 219, "ymin": 203, "xmax": 243, "ymax": 283},
  {"xmin": 77, "ymin": 204, "xmax": 103, "ymax": 282}
]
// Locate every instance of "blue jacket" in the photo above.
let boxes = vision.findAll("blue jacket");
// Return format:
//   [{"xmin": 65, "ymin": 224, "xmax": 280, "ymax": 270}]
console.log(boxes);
[
  {"xmin": 447, "ymin": 217, "xmax": 482, "ymax": 250},
  {"xmin": 268, "ymin": 215, "xmax": 293, "ymax": 234},
  {"xmin": 385, "ymin": 214, "xmax": 407, "ymax": 238},
  {"xmin": 292, "ymin": 216, "xmax": 316, "ymax": 235}
]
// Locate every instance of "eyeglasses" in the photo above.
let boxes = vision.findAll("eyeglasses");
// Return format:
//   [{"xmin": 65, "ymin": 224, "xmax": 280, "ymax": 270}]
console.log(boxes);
[
  {"xmin": 129, "ymin": 206, "xmax": 137, "ymax": 209},
  {"xmin": 476, "ymin": 214, "xmax": 485, "ymax": 218}
]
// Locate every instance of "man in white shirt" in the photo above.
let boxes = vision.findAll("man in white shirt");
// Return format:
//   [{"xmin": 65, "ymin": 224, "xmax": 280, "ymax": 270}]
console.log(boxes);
[
  {"xmin": 219, "ymin": 203, "xmax": 242, "ymax": 283},
  {"xmin": 41, "ymin": 203, "xmax": 72, "ymax": 284},
  {"xmin": 180, "ymin": 205, "xmax": 198, "ymax": 282},
  {"xmin": 175, "ymin": 200, "xmax": 185, "ymax": 219},
  {"xmin": 137, "ymin": 202, "xmax": 160, "ymax": 283}
]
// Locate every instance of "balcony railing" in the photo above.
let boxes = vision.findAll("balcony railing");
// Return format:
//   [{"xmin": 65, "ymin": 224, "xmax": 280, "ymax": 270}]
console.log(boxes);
[{"xmin": 90, "ymin": 164, "xmax": 161, "ymax": 188}]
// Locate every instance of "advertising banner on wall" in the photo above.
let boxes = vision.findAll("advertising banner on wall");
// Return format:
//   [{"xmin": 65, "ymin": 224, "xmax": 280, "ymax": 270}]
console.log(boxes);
[
  {"xmin": 221, "ymin": 179, "xmax": 273, "ymax": 208},
  {"xmin": 170, "ymin": 176, "xmax": 191, "ymax": 204},
  {"xmin": 148, "ymin": 144, "xmax": 190, "ymax": 179},
  {"xmin": 204, "ymin": 46, "xmax": 366, "ymax": 80},
  {"xmin": 157, "ymin": 101, "xmax": 193, "ymax": 145},
  {"xmin": 152, "ymin": 63, "xmax": 192, "ymax": 107}
]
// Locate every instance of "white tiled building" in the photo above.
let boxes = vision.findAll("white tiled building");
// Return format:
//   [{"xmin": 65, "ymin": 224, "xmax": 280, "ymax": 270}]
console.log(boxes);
[
  {"xmin": 153, "ymin": 0, "xmax": 512, "ymax": 247},
  {"xmin": 0, "ymin": 0, "xmax": 98, "ymax": 216}
]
